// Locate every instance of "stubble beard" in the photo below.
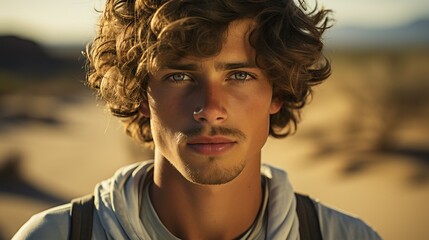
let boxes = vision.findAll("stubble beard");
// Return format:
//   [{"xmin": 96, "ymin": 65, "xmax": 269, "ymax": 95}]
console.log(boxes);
[
  {"xmin": 179, "ymin": 126, "xmax": 247, "ymax": 185},
  {"xmin": 185, "ymin": 156, "xmax": 246, "ymax": 185}
]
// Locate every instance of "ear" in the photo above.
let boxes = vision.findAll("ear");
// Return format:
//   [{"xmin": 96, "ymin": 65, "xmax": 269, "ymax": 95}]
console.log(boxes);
[
  {"xmin": 269, "ymin": 98, "xmax": 282, "ymax": 115},
  {"xmin": 139, "ymin": 100, "xmax": 151, "ymax": 118}
]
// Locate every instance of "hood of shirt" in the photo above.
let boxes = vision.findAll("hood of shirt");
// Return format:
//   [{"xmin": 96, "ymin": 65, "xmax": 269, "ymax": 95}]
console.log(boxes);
[{"xmin": 92, "ymin": 160, "xmax": 299, "ymax": 240}]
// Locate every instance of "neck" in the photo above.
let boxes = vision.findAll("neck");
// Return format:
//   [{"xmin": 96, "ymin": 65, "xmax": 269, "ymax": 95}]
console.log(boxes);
[{"xmin": 149, "ymin": 151, "xmax": 263, "ymax": 240}]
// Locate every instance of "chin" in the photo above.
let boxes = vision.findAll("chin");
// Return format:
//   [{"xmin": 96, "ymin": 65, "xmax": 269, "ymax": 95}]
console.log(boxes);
[{"xmin": 182, "ymin": 158, "xmax": 246, "ymax": 185}]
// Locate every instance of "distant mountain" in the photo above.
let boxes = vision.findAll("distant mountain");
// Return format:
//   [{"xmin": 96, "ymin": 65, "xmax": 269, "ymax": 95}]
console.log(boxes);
[
  {"xmin": 325, "ymin": 18, "xmax": 429, "ymax": 48},
  {"xmin": 0, "ymin": 35, "xmax": 83, "ymax": 76},
  {"xmin": 0, "ymin": 36, "xmax": 55, "ymax": 73}
]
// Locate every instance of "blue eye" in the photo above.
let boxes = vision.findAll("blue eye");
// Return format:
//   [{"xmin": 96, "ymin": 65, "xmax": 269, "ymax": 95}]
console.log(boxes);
[
  {"xmin": 228, "ymin": 71, "xmax": 255, "ymax": 81},
  {"xmin": 166, "ymin": 73, "xmax": 192, "ymax": 82}
]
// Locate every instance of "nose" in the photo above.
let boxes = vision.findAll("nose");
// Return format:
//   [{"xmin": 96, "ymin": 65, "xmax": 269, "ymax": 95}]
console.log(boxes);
[{"xmin": 193, "ymin": 83, "xmax": 227, "ymax": 124}]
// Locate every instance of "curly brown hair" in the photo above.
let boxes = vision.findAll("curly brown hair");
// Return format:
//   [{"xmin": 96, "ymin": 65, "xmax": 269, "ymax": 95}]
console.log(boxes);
[{"xmin": 86, "ymin": 0, "xmax": 332, "ymax": 146}]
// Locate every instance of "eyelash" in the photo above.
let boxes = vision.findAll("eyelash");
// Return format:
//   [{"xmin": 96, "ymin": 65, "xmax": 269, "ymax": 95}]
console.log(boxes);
[
  {"xmin": 164, "ymin": 73, "xmax": 192, "ymax": 83},
  {"xmin": 164, "ymin": 71, "xmax": 256, "ymax": 83},
  {"xmin": 227, "ymin": 71, "xmax": 256, "ymax": 81}
]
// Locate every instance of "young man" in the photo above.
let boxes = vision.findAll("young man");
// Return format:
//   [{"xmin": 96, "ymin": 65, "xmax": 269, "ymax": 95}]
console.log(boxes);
[{"xmin": 14, "ymin": 0, "xmax": 381, "ymax": 239}]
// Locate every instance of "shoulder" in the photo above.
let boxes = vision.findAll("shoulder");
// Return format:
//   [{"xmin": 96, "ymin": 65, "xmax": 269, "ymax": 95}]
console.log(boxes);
[
  {"xmin": 313, "ymin": 200, "xmax": 382, "ymax": 240},
  {"xmin": 12, "ymin": 204, "xmax": 71, "ymax": 240}
]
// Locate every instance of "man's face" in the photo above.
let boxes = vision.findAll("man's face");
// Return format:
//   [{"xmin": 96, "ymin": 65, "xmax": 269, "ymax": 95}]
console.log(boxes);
[{"xmin": 143, "ymin": 19, "xmax": 281, "ymax": 185}]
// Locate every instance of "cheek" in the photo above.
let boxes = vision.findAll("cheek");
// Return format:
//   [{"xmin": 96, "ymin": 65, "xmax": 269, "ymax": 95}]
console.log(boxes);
[
  {"xmin": 233, "ymin": 92, "xmax": 273, "ymax": 134},
  {"xmin": 148, "ymin": 90, "xmax": 187, "ymax": 127},
  {"xmin": 236, "ymin": 99, "xmax": 272, "ymax": 159},
  {"xmin": 234, "ymin": 85, "xmax": 274, "ymax": 118},
  {"xmin": 149, "ymin": 104, "xmax": 180, "ymax": 158},
  {"xmin": 147, "ymin": 91, "xmax": 194, "ymax": 152}
]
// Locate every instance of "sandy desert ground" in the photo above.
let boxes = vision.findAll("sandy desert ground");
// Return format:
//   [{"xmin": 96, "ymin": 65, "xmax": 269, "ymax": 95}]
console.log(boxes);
[{"xmin": 1, "ymin": 49, "xmax": 428, "ymax": 239}]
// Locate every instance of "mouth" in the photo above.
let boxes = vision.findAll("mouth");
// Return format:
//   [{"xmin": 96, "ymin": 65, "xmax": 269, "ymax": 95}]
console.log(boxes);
[{"xmin": 187, "ymin": 136, "xmax": 237, "ymax": 156}]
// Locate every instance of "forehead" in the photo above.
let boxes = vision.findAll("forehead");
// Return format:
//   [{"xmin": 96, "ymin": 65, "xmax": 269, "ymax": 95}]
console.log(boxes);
[
  {"xmin": 220, "ymin": 19, "xmax": 255, "ymax": 59},
  {"xmin": 155, "ymin": 19, "xmax": 256, "ymax": 68}
]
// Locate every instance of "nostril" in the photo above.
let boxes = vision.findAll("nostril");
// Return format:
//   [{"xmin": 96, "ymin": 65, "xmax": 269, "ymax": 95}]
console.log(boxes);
[
  {"xmin": 193, "ymin": 107, "xmax": 207, "ymax": 122},
  {"xmin": 193, "ymin": 105, "xmax": 227, "ymax": 124}
]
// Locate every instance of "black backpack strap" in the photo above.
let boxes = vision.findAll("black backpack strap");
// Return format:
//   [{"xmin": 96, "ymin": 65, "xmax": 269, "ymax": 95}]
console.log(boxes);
[
  {"xmin": 295, "ymin": 193, "xmax": 323, "ymax": 240},
  {"xmin": 67, "ymin": 192, "xmax": 320, "ymax": 240},
  {"xmin": 69, "ymin": 194, "xmax": 95, "ymax": 240}
]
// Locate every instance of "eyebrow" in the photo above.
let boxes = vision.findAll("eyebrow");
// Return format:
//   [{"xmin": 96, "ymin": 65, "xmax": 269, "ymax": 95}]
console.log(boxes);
[
  {"xmin": 163, "ymin": 63, "xmax": 198, "ymax": 71},
  {"xmin": 215, "ymin": 62, "xmax": 257, "ymax": 71},
  {"xmin": 163, "ymin": 62, "xmax": 257, "ymax": 71}
]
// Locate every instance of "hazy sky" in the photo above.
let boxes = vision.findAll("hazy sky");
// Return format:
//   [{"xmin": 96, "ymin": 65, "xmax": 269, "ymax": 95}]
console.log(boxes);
[{"xmin": 0, "ymin": 0, "xmax": 428, "ymax": 45}]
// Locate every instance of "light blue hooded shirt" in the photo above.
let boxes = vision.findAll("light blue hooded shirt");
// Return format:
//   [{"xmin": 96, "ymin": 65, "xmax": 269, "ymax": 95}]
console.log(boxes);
[{"xmin": 13, "ymin": 160, "xmax": 381, "ymax": 240}]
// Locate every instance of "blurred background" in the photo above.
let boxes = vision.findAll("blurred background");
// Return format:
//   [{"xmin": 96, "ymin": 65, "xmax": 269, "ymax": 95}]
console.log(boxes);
[{"xmin": 0, "ymin": 0, "xmax": 428, "ymax": 239}]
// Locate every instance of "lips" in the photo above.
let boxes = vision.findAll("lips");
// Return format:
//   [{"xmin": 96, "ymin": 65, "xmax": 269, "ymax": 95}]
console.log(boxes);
[{"xmin": 187, "ymin": 136, "xmax": 236, "ymax": 156}]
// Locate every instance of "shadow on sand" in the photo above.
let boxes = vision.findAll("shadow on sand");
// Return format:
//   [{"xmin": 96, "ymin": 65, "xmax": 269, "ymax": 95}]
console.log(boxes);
[
  {"xmin": 303, "ymin": 50, "xmax": 429, "ymax": 186},
  {"xmin": 0, "ymin": 152, "xmax": 68, "ymax": 204}
]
